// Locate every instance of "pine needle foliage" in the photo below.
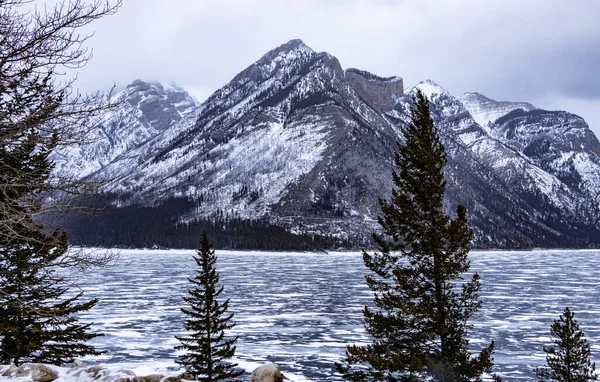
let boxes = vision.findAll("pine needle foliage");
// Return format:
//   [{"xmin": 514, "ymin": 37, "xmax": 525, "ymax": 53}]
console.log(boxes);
[
  {"xmin": 0, "ymin": 229, "xmax": 102, "ymax": 366},
  {"xmin": 0, "ymin": 124, "xmax": 102, "ymax": 365},
  {"xmin": 175, "ymin": 231, "xmax": 243, "ymax": 381},
  {"xmin": 536, "ymin": 308, "xmax": 597, "ymax": 382},
  {"xmin": 1, "ymin": 0, "xmax": 120, "ymax": 365},
  {"xmin": 337, "ymin": 89, "xmax": 496, "ymax": 382}
]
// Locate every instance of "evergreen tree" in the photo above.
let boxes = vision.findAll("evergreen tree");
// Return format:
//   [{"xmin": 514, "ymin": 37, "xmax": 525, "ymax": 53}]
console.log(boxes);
[
  {"xmin": 337, "ymin": 89, "xmax": 495, "ymax": 381},
  {"xmin": 0, "ymin": 128, "xmax": 102, "ymax": 365},
  {"xmin": 0, "ymin": 0, "xmax": 120, "ymax": 267},
  {"xmin": 536, "ymin": 308, "xmax": 597, "ymax": 382},
  {"xmin": 0, "ymin": 229, "xmax": 102, "ymax": 365},
  {"xmin": 0, "ymin": 0, "xmax": 119, "ymax": 366},
  {"xmin": 175, "ymin": 231, "xmax": 243, "ymax": 381}
]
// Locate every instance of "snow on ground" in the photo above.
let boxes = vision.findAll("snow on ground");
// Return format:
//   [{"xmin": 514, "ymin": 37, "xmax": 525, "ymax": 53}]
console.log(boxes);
[{"xmin": 0, "ymin": 361, "xmax": 308, "ymax": 382}]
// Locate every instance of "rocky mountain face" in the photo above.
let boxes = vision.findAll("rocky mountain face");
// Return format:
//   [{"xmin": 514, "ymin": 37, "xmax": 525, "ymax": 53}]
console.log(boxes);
[
  {"xmin": 52, "ymin": 80, "xmax": 198, "ymax": 178},
  {"xmin": 56, "ymin": 39, "xmax": 600, "ymax": 249}
]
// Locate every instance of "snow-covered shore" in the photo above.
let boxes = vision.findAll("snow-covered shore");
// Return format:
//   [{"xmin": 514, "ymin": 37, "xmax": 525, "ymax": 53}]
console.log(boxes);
[{"xmin": 0, "ymin": 362, "xmax": 302, "ymax": 382}]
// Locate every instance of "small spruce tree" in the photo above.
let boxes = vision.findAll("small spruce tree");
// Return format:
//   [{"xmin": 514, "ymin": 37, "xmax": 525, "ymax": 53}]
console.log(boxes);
[
  {"xmin": 337, "ymin": 89, "xmax": 496, "ymax": 381},
  {"xmin": 536, "ymin": 308, "xmax": 597, "ymax": 382},
  {"xmin": 175, "ymin": 231, "xmax": 243, "ymax": 381}
]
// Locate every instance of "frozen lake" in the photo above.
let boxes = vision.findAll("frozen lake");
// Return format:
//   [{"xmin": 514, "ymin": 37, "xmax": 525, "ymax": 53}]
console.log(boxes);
[{"xmin": 69, "ymin": 249, "xmax": 600, "ymax": 381}]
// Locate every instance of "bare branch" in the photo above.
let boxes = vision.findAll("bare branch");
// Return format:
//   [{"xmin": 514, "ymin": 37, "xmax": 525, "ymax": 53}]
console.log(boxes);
[{"xmin": 1, "ymin": 0, "xmax": 122, "ymax": 272}]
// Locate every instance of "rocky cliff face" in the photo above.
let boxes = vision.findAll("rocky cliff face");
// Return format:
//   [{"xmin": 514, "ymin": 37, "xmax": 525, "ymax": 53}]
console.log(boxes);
[
  {"xmin": 345, "ymin": 68, "xmax": 404, "ymax": 111},
  {"xmin": 57, "ymin": 39, "xmax": 600, "ymax": 248}
]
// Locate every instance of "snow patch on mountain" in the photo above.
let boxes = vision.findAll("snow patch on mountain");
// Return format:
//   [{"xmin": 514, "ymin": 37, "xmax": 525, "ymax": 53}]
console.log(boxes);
[
  {"xmin": 406, "ymin": 81, "xmax": 465, "ymax": 118},
  {"xmin": 459, "ymin": 92, "xmax": 536, "ymax": 134},
  {"xmin": 410, "ymin": 79, "xmax": 447, "ymax": 97},
  {"xmin": 191, "ymin": 119, "xmax": 329, "ymax": 219}
]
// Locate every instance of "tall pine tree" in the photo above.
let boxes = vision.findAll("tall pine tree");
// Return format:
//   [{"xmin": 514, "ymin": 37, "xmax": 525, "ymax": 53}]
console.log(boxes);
[
  {"xmin": 536, "ymin": 308, "xmax": 597, "ymax": 382},
  {"xmin": 337, "ymin": 89, "xmax": 495, "ymax": 381},
  {"xmin": 0, "ymin": 0, "xmax": 120, "ymax": 366},
  {"xmin": 0, "ymin": 128, "xmax": 102, "ymax": 365},
  {"xmin": 175, "ymin": 231, "xmax": 243, "ymax": 381}
]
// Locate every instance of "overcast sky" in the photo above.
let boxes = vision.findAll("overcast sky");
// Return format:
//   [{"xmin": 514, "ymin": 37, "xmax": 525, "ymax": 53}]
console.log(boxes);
[{"xmin": 52, "ymin": 0, "xmax": 600, "ymax": 138}]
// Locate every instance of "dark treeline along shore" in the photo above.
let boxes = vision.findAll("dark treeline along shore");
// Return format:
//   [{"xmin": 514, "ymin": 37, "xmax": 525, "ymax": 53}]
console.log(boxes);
[{"xmin": 63, "ymin": 196, "xmax": 361, "ymax": 250}]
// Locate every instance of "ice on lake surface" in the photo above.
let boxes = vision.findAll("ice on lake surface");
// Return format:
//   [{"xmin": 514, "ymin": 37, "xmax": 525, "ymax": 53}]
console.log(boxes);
[{"xmin": 68, "ymin": 249, "xmax": 600, "ymax": 381}]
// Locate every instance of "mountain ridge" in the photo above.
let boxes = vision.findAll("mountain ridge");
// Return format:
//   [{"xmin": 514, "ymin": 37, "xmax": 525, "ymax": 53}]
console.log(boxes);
[{"xmin": 56, "ymin": 39, "xmax": 600, "ymax": 249}]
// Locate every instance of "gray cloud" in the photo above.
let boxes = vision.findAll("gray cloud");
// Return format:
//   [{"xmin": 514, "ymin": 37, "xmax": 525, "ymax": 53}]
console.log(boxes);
[{"xmin": 62, "ymin": 0, "xmax": 600, "ymax": 137}]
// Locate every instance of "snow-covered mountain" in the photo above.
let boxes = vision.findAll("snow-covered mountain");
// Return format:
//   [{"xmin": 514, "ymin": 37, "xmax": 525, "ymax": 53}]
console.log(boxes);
[
  {"xmin": 459, "ymin": 91, "xmax": 600, "ymax": 205},
  {"xmin": 52, "ymin": 80, "xmax": 198, "ymax": 178},
  {"xmin": 56, "ymin": 39, "xmax": 600, "ymax": 248}
]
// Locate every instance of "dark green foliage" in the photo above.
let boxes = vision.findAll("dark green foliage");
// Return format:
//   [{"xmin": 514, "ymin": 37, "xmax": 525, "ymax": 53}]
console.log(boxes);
[
  {"xmin": 0, "ymin": 230, "xmax": 102, "ymax": 366},
  {"xmin": 64, "ymin": 197, "xmax": 361, "ymax": 250},
  {"xmin": 536, "ymin": 308, "xmax": 597, "ymax": 382},
  {"xmin": 0, "ymin": 0, "xmax": 117, "ymax": 367},
  {"xmin": 337, "ymin": 90, "xmax": 495, "ymax": 381},
  {"xmin": 0, "ymin": 97, "xmax": 101, "ymax": 366},
  {"xmin": 175, "ymin": 232, "xmax": 243, "ymax": 381}
]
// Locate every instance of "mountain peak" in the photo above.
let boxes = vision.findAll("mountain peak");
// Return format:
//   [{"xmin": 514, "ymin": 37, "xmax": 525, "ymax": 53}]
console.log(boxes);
[
  {"xmin": 281, "ymin": 38, "xmax": 310, "ymax": 50},
  {"xmin": 127, "ymin": 78, "xmax": 159, "ymax": 87},
  {"xmin": 409, "ymin": 80, "xmax": 449, "ymax": 99},
  {"xmin": 227, "ymin": 39, "xmax": 316, "ymax": 86},
  {"xmin": 459, "ymin": 91, "xmax": 536, "ymax": 109},
  {"xmin": 129, "ymin": 79, "xmax": 147, "ymax": 86},
  {"xmin": 460, "ymin": 92, "xmax": 491, "ymax": 101},
  {"xmin": 125, "ymin": 79, "xmax": 167, "ymax": 94},
  {"xmin": 118, "ymin": 79, "xmax": 197, "ymax": 128},
  {"xmin": 459, "ymin": 91, "xmax": 537, "ymax": 128},
  {"xmin": 263, "ymin": 38, "xmax": 314, "ymax": 58}
]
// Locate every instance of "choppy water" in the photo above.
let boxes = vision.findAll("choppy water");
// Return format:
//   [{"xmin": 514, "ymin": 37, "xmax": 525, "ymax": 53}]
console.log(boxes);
[{"xmin": 69, "ymin": 249, "xmax": 600, "ymax": 381}]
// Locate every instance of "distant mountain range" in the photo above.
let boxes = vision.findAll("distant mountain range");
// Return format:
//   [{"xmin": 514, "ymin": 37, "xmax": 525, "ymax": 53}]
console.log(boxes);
[{"xmin": 55, "ymin": 39, "xmax": 600, "ymax": 249}]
